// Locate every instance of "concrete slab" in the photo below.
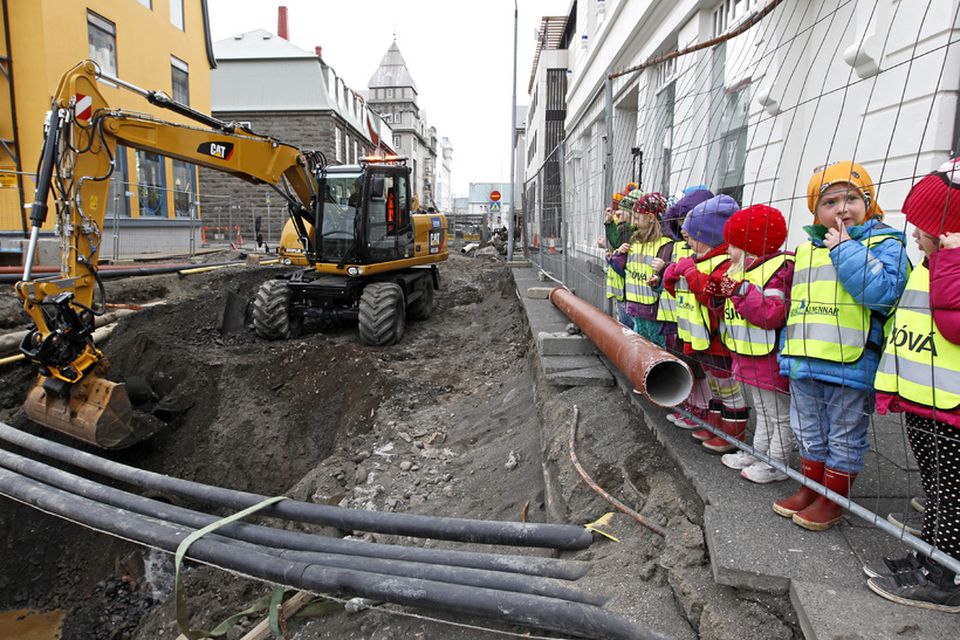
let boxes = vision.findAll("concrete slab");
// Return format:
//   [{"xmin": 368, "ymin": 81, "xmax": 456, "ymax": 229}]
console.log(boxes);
[
  {"xmin": 545, "ymin": 365, "xmax": 614, "ymax": 387},
  {"xmin": 541, "ymin": 355, "xmax": 604, "ymax": 374},
  {"xmin": 526, "ymin": 286, "xmax": 559, "ymax": 299},
  {"xmin": 537, "ymin": 332, "xmax": 597, "ymax": 356}
]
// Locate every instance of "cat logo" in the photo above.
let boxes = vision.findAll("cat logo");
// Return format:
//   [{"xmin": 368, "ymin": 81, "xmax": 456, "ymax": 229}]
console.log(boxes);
[{"xmin": 197, "ymin": 141, "xmax": 234, "ymax": 161}]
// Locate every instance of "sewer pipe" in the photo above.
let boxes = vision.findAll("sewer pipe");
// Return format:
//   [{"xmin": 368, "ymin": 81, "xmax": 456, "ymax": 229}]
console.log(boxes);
[
  {"xmin": 0, "ymin": 423, "xmax": 593, "ymax": 550},
  {"xmin": 549, "ymin": 287, "xmax": 693, "ymax": 407},
  {"xmin": 0, "ymin": 446, "xmax": 598, "ymax": 601},
  {"xmin": 0, "ymin": 468, "xmax": 661, "ymax": 640}
]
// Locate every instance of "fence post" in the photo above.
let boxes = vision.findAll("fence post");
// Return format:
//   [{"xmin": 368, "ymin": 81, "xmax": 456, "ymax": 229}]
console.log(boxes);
[
  {"xmin": 558, "ymin": 140, "xmax": 567, "ymax": 287},
  {"xmin": 603, "ymin": 73, "xmax": 614, "ymax": 224}
]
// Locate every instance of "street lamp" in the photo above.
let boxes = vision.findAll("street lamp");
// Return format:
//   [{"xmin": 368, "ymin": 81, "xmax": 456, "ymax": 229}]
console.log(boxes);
[{"xmin": 507, "ymin": 0, "xmax": 518, "ymax": 262}]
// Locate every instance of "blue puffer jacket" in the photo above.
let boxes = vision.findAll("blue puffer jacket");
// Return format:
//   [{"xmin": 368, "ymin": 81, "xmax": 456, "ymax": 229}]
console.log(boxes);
[{"xmin": 778, "ymin": 217, "xmax": 909, "ymax": 390}]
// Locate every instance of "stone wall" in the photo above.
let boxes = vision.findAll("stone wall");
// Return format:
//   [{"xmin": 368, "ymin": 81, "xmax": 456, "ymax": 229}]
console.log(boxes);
[{"xmin": 197, "ymin": 110, "xmax": 372, "ymax": 248}]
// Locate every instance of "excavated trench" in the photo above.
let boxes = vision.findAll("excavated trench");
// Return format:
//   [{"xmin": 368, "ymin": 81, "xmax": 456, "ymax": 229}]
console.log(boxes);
[{"xmin": 0, "ymin": 251, "xmax": 800, "ymax": 639}]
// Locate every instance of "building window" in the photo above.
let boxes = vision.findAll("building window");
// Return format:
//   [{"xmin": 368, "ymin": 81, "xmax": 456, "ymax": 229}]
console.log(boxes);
[
  {"xmin": 354, "ymin": 141, "xmax": 359, "ymax": 164},
  {"xmin": 172, "ymin": 160, "xmax": 196, "ymax": 218},
  {"xmin": 108, "ymin": 144, "xmax": 130, "ymax": 218},
  {"xmin": 136, "ymin": 151, "xmax": 166, "ymax": 217},
  {"xmin": 87, "ymin": 12, "xmax": 117, "ymax": 76},
  {"xmin": 170, "ymin": 0, "xmax": 184, "ymax": 30},
  {"xmin": 171, "ymin": 56, "xmax": 189, "ymax": 105},
  {"xmin": 335, "ymin": 128, "xmax": 342, "ymax": 162},
  {"xmin": 393, "ymin": 135, "xmax": 401, "ymax": 149},
  {"xmin": 137, "ymin": 0, "xmax": 152, "ymax": 8}
]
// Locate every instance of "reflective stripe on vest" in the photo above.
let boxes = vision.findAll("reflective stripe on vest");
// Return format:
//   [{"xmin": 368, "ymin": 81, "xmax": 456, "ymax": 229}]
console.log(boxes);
[
  {"xmin": 657, "ymin": 243, "xmax": 693, "ymax": 323},
  {"xmin": 874, "ymin": 264, "xmax": 960, "ymax": 410},
  {"xmin": 782, "ymin": 236, "xmax": 897, "ymax": 363},
  {"xmin": 676, "ymin": 253, "xmax": 728, "ymax": 350},
  {"xmin": 721, "ymin": 254, "xmax": 792, "ymax": 356},
  {"xmin": 606, "ymin": 266, "xmax": 625, "ymax": 301},
  {"xmin": 625, "ymin": 237, "xmax": 673, "ymax": 305}
]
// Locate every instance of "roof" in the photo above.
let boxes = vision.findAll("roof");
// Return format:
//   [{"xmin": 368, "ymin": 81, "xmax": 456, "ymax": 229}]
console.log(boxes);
[
  {"xmin": 528, "ymin": 16, "xmax": 567, "ymax": 94},
  {"xmin": 368, "ymin": 41, "xmax": 418, "ymax": 91},
  {"xmin": 213, "ymin": 29, "xmax": 318, "ymax": 60}
]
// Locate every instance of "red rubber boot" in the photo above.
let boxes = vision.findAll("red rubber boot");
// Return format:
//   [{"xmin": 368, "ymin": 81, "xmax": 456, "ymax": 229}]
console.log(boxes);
[
  {"xmin": 691, "ymin": 400, "xmax": 722, "ymax": 442},
  {"xmin": 772, "ymin": 458, "xmax": 825, "ymax": 518},
  {"xmin": 793, "ymin": 467, "xmax": 857, "ymax": 531},
  {"xmin": 703, "ymin": 407, "xmax": 748, "ymax": 453}
]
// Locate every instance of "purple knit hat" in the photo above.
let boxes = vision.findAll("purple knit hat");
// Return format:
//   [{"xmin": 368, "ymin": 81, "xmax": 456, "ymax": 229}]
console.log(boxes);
[
  {"xmin": 662, "ymin": 189, "xmax": 714, "ymax": 240},
  {"xmin": 682, "ymin": 194, "xmax": 740, "ymax": 247}
]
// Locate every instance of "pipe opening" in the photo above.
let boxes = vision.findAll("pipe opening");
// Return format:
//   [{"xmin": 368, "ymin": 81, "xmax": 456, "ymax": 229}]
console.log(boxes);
[{"xmin": 643, "ymin": 360, "xmax": 693, "ymax": 407}]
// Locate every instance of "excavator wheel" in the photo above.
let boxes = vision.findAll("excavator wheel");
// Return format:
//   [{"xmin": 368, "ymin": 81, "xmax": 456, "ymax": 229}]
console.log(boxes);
[
  {"xmin": 406, "ymin": 275, "xmax": 434, "ymax": 320},
  {"xmin": 252, "ymin": 280, "xmax": 302, "ymax": 340},
  {"xmin": 358, "ymin": 282, "xmax": 405, "ymax": 346}
]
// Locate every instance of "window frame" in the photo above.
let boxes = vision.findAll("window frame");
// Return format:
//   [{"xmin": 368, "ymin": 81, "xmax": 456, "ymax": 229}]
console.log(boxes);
[
  {"xmin": 171, "ymin": 56, "xmax": 190, "ymax": 105},
  {"xmin": 334, "ymin": 127, "xmax": 343, "ymax": 162},
  {"xmin": 87, "ymin": 11, "xmax": 118, "ymax": 77},
  {"xmin": 135, "ymin": 150, "xmax": 167, "ymax": 217},
  {"xmin": 170, "ymin": 0, "xmax": 185, "ymax": 31},
  {"xmin": 171, "ymin": 159, "xmax": 197, "ymax": 218}
]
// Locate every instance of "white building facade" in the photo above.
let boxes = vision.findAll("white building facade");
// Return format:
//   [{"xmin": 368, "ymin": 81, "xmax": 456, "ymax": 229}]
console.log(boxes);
[{"xmin": 523, "ymin": 0, "xmax": 960, "ymax": 307}]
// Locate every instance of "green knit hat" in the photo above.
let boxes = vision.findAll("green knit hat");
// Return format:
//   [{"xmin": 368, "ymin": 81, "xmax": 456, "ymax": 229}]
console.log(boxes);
[{"xmin": 619, "ymin": 188, "xmax": 644, "ymax": 212}]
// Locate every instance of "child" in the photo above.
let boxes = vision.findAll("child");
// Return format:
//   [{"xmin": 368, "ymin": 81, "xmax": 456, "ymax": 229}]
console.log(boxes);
[
  {"xmin": 774, "ymin": 161, "xmax": 909, "ymax": 531},
  {"xmin": 610, "ymin": 191, "xmax": 672, "ymax": 346},
  {"xmin": 601, "ymin": 182, "xmax": 637, "ymax": 327},
  {"xmin": 663, "ymin": 194, "xmax": 748, "ymax": 452},
  {"xmin": 659, "ymin": 189, "xmax": 715, "ymax": 429},
  {"xmin": 866, "ymin": 159, "xmax": 960, "ymax": 611},
  {"xmin": 712, "ymin": 204, "xmax": 794, "ymax": 483}
]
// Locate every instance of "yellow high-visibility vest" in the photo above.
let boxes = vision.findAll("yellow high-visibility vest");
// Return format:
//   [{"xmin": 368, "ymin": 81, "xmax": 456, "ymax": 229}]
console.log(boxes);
[
  {"xmin": 606, "ymin": 265, "xmax": 625, "ymax": 301},
  {"xmin": 721, "ymin": 254, "xmax": 792, "ymax": 356},
  {"xmin": 782, "ymin": 236, "xmax": 899, "ymax": 363},
  {"xmin": 625, "ymin": 237, "xmax": 673, "ymax": 305},
  {"xmin": 657, "ymin": 242, "xmax": 694, "ymax": 323},
  {"xmin": 874, "ymin": 263, "xmax": 960, "ymax": 410},
  {"xmin": 676, "ymin": 253, "xmax": 729, "ymax": 351}
]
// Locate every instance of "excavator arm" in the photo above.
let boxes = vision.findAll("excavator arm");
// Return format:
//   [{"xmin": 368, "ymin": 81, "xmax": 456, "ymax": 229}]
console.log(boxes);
[{"xmin": 15, "ymin": 60, "xmax": 320, "ymax": 448}]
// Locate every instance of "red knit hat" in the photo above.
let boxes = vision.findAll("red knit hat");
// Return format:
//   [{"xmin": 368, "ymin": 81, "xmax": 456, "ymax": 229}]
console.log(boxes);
[
  {"xmin": 902, "ymin": 157, "xmax": 960, "ymax": 236},
  {"xmin": 723, "ymin": 204, "xmax": 787, "ymax": 256}
]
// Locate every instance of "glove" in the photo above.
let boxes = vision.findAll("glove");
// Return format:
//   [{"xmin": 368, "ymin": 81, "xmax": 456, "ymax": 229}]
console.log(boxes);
[
  {"xmin": 715, "ymin": 275, "xmax": 740, "ymax": 298},
  {"xmin": 674, "ymin": 257, "xmax": 696, "ymax": 274}
]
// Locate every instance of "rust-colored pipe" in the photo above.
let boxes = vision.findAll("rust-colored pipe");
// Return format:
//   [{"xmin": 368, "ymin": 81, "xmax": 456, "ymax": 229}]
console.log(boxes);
[{"xmin": 549, "ymin": 287, "xmax": 692, "ymax": 407}]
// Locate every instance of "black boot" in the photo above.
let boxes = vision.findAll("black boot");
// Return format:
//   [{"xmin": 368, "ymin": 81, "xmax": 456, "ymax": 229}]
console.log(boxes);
[{"xmin": 867, "ymin": 555, "xmax": 960, "ymax": 613}]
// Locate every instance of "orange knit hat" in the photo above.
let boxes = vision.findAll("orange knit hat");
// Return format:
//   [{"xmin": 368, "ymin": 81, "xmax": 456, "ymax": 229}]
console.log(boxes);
[{"xmin": 807, "ymin": 161, "xmax": 884, "ymax": 221}]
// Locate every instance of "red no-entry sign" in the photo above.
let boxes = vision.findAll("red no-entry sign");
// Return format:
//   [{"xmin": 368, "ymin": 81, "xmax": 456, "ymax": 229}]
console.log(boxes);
[{"xmin": 489, "ymin": 190, "xmax": 501, "ymax": 202}]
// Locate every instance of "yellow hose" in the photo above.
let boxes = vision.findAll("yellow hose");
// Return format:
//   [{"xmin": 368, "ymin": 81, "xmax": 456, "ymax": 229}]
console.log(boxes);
[{"xmin": 0, "ymin": 353, "xmax": 25, "ymax": 366}]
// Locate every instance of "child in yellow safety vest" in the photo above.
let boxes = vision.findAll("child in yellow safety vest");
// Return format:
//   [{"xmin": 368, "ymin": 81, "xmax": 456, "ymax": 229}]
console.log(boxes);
[
  {"xmin": 659, "ymin": 189, "xmax": 716, "ymax": 430},
  {"xmin": 601, "ymin": 184, "xmax": 638, "ymax": 325},
  {"xmin": 709, "ymin": 204, "xmax": 795, "ymax": 484},
  {"xmin": 866, "ymin": 159, "xmax": 960, "ymax": 612},
  {"xmin": 774, "ymin": 161, "xmax": 909, "ymax": 532},
  {"xmin": 608, "ymin": 191, "xmax": 672, "ymax": 346},
  {"xmin": 662, "ymin": 194, "xmax": 748, "ymax": 453}
]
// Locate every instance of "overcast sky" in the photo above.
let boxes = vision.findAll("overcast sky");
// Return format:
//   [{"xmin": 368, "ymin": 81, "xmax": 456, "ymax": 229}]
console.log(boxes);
[{"xmin": 206, "ymin": 0, "xmax": 569, "ymax": 198}]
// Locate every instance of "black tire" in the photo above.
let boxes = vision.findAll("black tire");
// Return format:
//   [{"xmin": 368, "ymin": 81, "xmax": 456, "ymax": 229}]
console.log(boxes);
[
  {"xmin": 406, "ymin": 275, "xmax": 435, "ymax": 320},
  {"xmin": 358, "ymin": 282, "xmax": 405, "ymax": 346},
  {"xmin": 252, "ymin": 280, "xmax": 302, "ymax": 340}
]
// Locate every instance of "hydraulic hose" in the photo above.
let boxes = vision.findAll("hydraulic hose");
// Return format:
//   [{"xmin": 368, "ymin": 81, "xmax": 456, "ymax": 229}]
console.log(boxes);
[
  {"xmin": 0, "ymin": 447, "xmax": 598, "ymax": 602},
  {"xmin": 0, "ymin": 422, "xmax": 593, "ymax": 550},
  {"xmin": 0, "ymin": 467, "xmax": 663, "ymax": 640}
]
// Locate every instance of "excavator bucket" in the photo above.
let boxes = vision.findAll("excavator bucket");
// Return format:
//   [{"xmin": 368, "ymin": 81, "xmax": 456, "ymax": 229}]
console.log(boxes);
[{"xmin": 22, "ymin": 373, "xmax": 152, "ymax": 449}]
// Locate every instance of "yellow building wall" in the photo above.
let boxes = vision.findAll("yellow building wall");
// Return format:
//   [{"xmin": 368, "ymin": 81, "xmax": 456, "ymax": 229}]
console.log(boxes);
[{"xmin": 0, "ymin": 0, "xmax": 212, "ymax": 232}]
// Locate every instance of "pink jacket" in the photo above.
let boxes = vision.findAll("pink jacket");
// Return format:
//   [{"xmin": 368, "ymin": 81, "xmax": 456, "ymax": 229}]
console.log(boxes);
[
  {"xmin": 877, "ymin": 247, "xmax": 960, "ymax": 429},
  {"xmin": 725, "ymin": 254, "xmax": 793, "ymax": 394}
]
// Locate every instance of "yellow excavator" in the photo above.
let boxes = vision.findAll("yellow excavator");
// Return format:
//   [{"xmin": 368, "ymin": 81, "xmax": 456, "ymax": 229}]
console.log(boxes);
[{"xmin": 15, "ymin": 61, "xmax": 447, "ymax": 449}]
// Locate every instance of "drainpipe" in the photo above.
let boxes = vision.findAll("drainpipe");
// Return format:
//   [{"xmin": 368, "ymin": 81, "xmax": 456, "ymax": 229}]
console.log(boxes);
[
  {"xmin": 1, "ymin": 0, "xmax": 27, "ymax": 235},
  {"xmin": 550, "ymin": 287, "xmax": 692, "ymax": 406}
]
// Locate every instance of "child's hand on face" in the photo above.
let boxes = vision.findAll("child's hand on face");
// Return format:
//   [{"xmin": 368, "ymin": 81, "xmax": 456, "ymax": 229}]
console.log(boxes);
[
  {"xmin": 597, "ymin": 237, "xmax": 606, "ymax": 248},
  {"xmin": 824, "ymin": 218, "xmax": 851, "ymax": 249},
  {"xmin": 604, "ymin": 207, "xmax": 614, "ymax": 223},
  {"xmin": 940, "ymin": 232, "xmax": 960, "ymax": 250}
]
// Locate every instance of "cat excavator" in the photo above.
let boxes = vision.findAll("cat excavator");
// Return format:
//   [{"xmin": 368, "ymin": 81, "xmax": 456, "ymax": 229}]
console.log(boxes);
[{"xmin": 15, "ymin": 60, "xmax": 447, "ymax": 449}]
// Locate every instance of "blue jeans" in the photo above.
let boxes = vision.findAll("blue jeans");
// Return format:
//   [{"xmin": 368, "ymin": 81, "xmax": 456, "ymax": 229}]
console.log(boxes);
[
  {"xmin": 614, "ymin": 299, "xmax": 631, "ymax": 327},
  {"xmin": 789, "ymin": 377, "xmax": 872, "ymax": 474}
]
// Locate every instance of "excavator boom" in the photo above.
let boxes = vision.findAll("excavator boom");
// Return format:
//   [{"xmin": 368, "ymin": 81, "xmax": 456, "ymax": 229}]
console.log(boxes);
[{"xmin": 16, "ymin": 61, "xmax": 318, "ymax": 448}]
